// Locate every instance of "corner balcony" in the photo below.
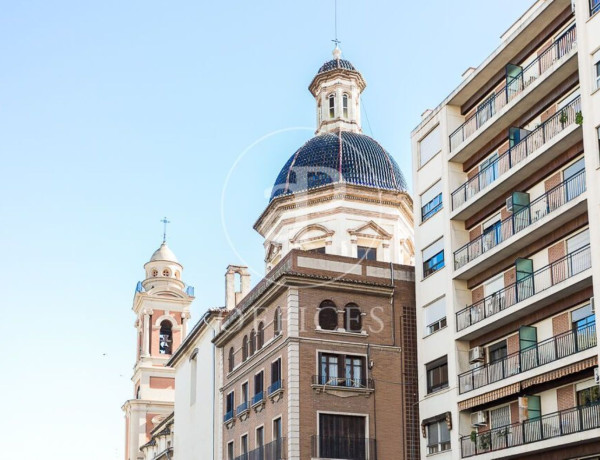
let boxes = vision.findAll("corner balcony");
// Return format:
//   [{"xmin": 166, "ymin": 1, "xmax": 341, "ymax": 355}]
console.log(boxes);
[
  {"xmin": 460, "ymin": 403, "xmax": 600, "ymax": 458},
  {"xmin": 311, "ymin": 436, "xmax": 376, "ymax": 460},
  {"xmin": 449, "ymin": 25, "xmax": 577, "ymax": 163},
  {"xmin": 456, "ymin": 245, "xmax": 592, "ymax": 339},
  {"xmin": 453, "ymin": 170, "xmax": 586, "ymax": 280},
  {"xmin": 458, "ymin": 323, "xmax": 596, "ymax": 394},
  {"xmin": 235, "ymin": 438, "xmax": 286, "ymax": 460},
  {"xmin": 451, "ymin": 97, "xmax": 582, "ymax": 220}
]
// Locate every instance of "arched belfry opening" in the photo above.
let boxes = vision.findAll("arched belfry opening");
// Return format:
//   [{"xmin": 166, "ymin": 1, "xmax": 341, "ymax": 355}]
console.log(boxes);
[{"xmin": 159, "ymin": 320, "xmax": 173, "ymax": 355}]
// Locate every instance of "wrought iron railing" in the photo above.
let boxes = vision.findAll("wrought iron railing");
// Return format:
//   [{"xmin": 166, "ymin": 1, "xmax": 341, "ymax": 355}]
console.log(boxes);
[
  {"xmin": 236, "ymin": 401, "xmax": 249, "ymax": 415},
  {"xmin": 451, "ymin": 97, "xmax": 581, "ymax": 210},
  {"xmin": 252, "ymin": 391, "xmax": 264, "ymax": 406},
  {"xmin": 454, "ymin": 170, "xmax": 586, "ymax": 270},
  {"xmin": 461, "ymin": 403, "xmax": 600, "ymax": 457},
  {"xmin": 268, "ymin": 379, "xmax": 283, "ymax": 395},
  {"xmin": 311, "ymin": 436, "xmax": 377, "ymax": 460},
  {"xmin": 224, "ymin": 410, "xmax": 234, "ymax": 423},
  {"xmin": 422, "ymin": 193, "xmax": 443, "ymax": 221},
  {"xmin": 456, "ymin": 244, "xmax": 591, "ymax": 332},
  {"xmin": 449, "ymin": 25, "xmax": 577, "ymax": 152},
  {"xmin": 312, "ymin": 375, "xmax": 375, "ymax": 389},
  {"xmin": 458, "ymin": 323, "xmax": 596, "ymax": 393},
  {"xmin": 235, "ymin": 438, "xmax": 287, "ymax": 460}
]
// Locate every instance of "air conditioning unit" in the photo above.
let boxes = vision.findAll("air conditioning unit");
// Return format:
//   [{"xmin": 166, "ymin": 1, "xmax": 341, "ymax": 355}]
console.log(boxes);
[
  {"xmin": 469, "ymin": 346, "xmax": 485, "ymax": 364},
  {"xmin": 591, "ymin": 297, "xmax": 595, "ymax": 314},
  {"xmin": 506, "ymin": 196, "xmax": 513, "ymax": 212},
  {"xmin": 471, "ymin": 411, "xmax": 488, "ymax": 427}
]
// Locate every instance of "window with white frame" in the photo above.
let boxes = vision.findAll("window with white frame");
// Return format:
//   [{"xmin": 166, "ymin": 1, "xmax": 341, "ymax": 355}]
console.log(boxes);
[
  {"xmin": 328, "ymin": 94, "xmax": 335, "ymax": 118},
  {"xmin": 426, "ymin": 419, "xmax": 451, "ymax": 454},
  {"xmin": 422, "ymin": 238, "xmax": 444, "ymax": 278},
  {"xmin": 424, "ymin": 297, "xmax": 446, "ymax": 336},
  {"xmin": 594, "ymin": 50, "xmax": 600, "ymax": 89},
  {"xmin": 592, "ymin": 0, "xmax": 600, "ymax": 17},
  {"xmin": 421, "ymin": 181, "xmax": 442, "ymax": 222},
  {"xmin": 419, "ymin": 125, "xmax": 441, "ymax": 167}
]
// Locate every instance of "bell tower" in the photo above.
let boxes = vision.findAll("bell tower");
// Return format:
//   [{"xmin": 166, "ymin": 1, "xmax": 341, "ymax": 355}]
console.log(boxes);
[{"xmin": 122, "ymin": 241, "xmax": 194, "ymax": 460}]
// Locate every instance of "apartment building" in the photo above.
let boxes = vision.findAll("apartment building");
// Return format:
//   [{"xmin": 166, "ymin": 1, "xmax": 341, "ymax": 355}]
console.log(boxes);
[{"xmin": 412, "ymin": 0, "xmax": 600, "ymax": 458}]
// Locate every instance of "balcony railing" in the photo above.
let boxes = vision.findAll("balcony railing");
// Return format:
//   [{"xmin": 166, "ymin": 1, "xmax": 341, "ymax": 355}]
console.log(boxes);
[
  {"xmin": 456, "ymin": 244, "xmax": 591, "ymax": 332},
  {"xmin": 312, "ymin": 375, "xmax": 375, "ymax": 390},
  {"xmin": 235, "ymin": 438, "xmax": 287, "ymax": 460},
  {"xmin": 461, "ymin": 402, "xmax": 600, "ymax": 457},
  {"xmin": 449, "ymin": 25, "xmax": 577, "ymax": 152},
  {"xmin": 236, "ymin": 401, "xmax": 249, "ymax": 415},
  {"xmin": 451, "ymin": 97, "xmax": 582, "ymax": 210},
  {"xmin": 252, "ymin": 391, "xmax": 264, "ymax": 406},
  {"xmin": 458, "ymin": 323, "xmax": 596, "ymax": 393},
  {"xmin": 224, "ymin": 410, "xmax": 234, "ymax": 423},
  {"xmin": 454, "ymin": 169, "xmax": 586, "ymax": 270},
  {"xmin": 592, "ymin": 0, "xmax": 600, "ymax": 16},
  {"xmin": 268, "ymin": 379, "xmax": 283, "ymax": 395},
  {"xmin": 311, "ymin": 436, "xmax": 377, "ymax": 460}
]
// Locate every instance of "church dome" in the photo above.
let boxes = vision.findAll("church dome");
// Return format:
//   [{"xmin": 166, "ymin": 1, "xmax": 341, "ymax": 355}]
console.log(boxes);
[
  {"xmin": 317, "ymin": 58, "xmax": 356, "ymax": 74},
  {"xmin": 149, "ymin": 242, "xmax": 179, "ymax": 264},
  {"xmin": 270, "ymin": 131, "xmax": 407, "ymax": 201}
]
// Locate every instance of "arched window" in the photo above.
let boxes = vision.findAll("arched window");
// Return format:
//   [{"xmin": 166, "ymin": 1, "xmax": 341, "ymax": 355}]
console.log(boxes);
[
  {"xmin": 257, "ymin": 322, "xmax": 264, "ymax": 349},
  {"xmin": 249, "ymin": 329, "xmax": 256, "ymax": 356},
  {"xmin": 274, "ymin": 307, "xmax": 282, "ymax": 336},
  {"xmin": 228, "ymin": 347, "xmax": 234, "ymax": 372},
  {"xmin": 328, "ymin": 94, "xmax": 335, "ymax": 118},
  {"xmin": 343, "ymin": 94, "xmax": 349, "ymax": 118},
  {"xmin": 242, "ymin": 335, "xmax": 248, "ymax": 361},
  {"xmin": 345, "ymin": 303, "xmax": 362, "ymax": 332},
  {"xmin": 136, "ymin": 386, "xmax": 141, "ymax": 399},
  {"xmin": 159, "ymin": 320, "xmax": 173, "ymax": 354},
  {"xmin": 162, "ymin": 268, "xmax": 170, "ymax": 277},
  {"xmin": 318, "ymin": 300, "xmax": 338, "ymax": 330}
]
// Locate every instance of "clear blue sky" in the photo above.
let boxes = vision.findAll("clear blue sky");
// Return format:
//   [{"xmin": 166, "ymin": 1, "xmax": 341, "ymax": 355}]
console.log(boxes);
[{"xmin": 0, "ymin": 1, "xmax": 530, "ymax": 458}]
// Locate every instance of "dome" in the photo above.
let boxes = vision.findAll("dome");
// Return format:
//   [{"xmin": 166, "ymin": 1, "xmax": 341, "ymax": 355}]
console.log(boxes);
[
  {"xmin": 270, "ymin": 131, "xmax": 407, "ymax": 201},
  {"xmin": 318, "ymin": 58, "xmax": 356, "ymax": 74},
  {"xmin": 149, "ymin": 242, "xmax": 179, "ymax": 264}
]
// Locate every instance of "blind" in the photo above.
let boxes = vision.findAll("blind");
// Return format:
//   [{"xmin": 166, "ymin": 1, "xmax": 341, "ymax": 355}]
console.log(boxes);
[
  {"xmin": 424, "ymin": 298, "xmax": 446, "ymax": 332},
  {"xmin": 421, "ymin": 181, "xmax": 442, "ymax": 206},
  {"xmin": 419, "ymin": 125, "xmax": 441, "ymax": 166},
  {"xmin": 423, "ymin": 239, "xmax": 444, "ymax": 261},
  {"xmin": 567, "ymin": 228, "xmax": 589, "ymax": 253}
]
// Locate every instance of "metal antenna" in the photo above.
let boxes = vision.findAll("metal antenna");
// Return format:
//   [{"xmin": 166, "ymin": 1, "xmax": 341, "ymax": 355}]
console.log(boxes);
[
  {"xmin": 332, "ymin": 0, "xmax": 341, "ymax": 47},
  {"xmin": 160, "ymin": 217, "xmax": 170, "ymax": 243}
]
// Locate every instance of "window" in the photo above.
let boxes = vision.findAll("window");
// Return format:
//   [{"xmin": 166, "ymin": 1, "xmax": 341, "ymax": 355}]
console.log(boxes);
[
  {"xmin": 159, "ymin": 321, "xmax": 173, "ymax": 354},
  {"xmin": 253, "ymin": 371, "xmax": 264, "ymax": 405},
  {"xmin": 592, "ymin": 0, "xmax": 600, "ymax": 17},
  {"xmin": 228, "ymin": 347, "xmax": 234, "ymax": 373},
  {"xmin": 318, "ymin": 352, "xmax": 366, "ymax": 387},
  {"xmin": 578, "ymin": 386, "xmax": 600, "ymax": 406},
  {"xmin": 426, "ymin": 419, "xmax": 451, "ymax": 454},
  {"xmin": 136, "ymin": 386, "xmax": 141, "ymax": 399},
  {"xmin": 257, "ymin": 322, "xmax": 264, "ymax": 349},
  {"xmin": 357, "ymin": 246, "xmax": 377, "ymax": 261},
  {"xmin": 225, "ymin": 391, "xmax": 235, "ymax": 421},
  {"xmin": 241, "ymin": 434, "xmax": 248, "ymax": 456},
  {"xmin": 342, "ymin": 93, "xmax": 349, "ymax": 118},
  {"xmin": 419, "ymin": 125, "xmax": 441, "ymax": 167},
  {"xmin": 273, "ymin": 417, "xmax": 282, "ymax": 441},
  {"xmin": 274, "ymin": 307, "xmax": 282, "ymax": 336},
  {"xmin": 344, "ymin": 303, "xmax": 362, "ymax": 332},
  {"xmin": 572, "ymin": 303, "xmax": 595, "ymax": 329},
  {"xmin": 318, "ymin": 300, "xmax": 338, "ymax": 330},
  {"xmin": 490, "ymin": 405, "xmax": 510, "ymax": 428},
  {"xmin": 328, "ymin": 94, "xmax": 335, "ymax": 118},
  {"xmin": 162, "ymin": 268, "xmax": 170, "ymax": 277},
  {"xmin": 242, "ymin": 335, "xmax": 248, "ymax": 361},
  {"xmin": 594, "ymin": 50, "xmax": 600, "ymax": 89},
  {"xmin": 227, "ymin": 441, "xmax": 234, "ymax": 460},
  {"xmin": 241, "ymin": 382, "xmax": 248, "ymax": 404},
  {"xmin": 426, "ymin": 356, "xmax": 448, "ymax": 393},
  {"xmin": 422, "ymin": 239, "xmax": 444, "ymax": 277},
  {"xmin": 421, "ymin": 181, "xmax": 442, "ymax": 222},
  {"xmin": 190, "ymin": 354, "xmax": 197, "ymax": 405},
  {"xmin": 270, "ymin": 358, "xmax": 282, "ymax": 394},
  {"xmin": 488, "ymin": 340, "xmax": 507, "ymax": 363},
  {"xmin": 318, "ymin": 414, "xmax": 366, "ymax": 459},
  {"xmin": 424, "ymin": 297, "xmax": 446, "ymax": 336},
  {"xmin": 250, "ymin": 329, "xmax": 256, "ymax": 356},
  {"xmin": 151, "ymin": 269, "xmax": 158, "ymax": 277},
  {"xmin": 256, "ymin": 426, "xmax": 264, "ymax": 452}
]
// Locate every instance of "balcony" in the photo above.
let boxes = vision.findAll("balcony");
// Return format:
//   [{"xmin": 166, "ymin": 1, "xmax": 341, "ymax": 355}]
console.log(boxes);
[
  {"xmin": 224, "ymin": 410, "xmax": 234, "ymax": 423},
  {"xmin": 237, "ymin": 401, "xmax": 249, "ymax": 416},
  {"xmin": 454, "ymin": 170, "xmax": 586, "ymax": 277},
  {"xmin": 451, "ymin": 97, "xmax": 582, "ymax": 216},
  {"xmin": 460, "ymin": 403, "xmax": 600, "ymax": 458},
  {"xmin": 458, "ymin": 323, "xmax": 596, "ymax": 394},
  {"xmin": 456, "ymin": 245, "xmax": 591, "ymax": 334},
  {"xmin": 234, "ymin": 438, "xmax": 286, "ymax": 460},
  {"xmin": 268, "ymin": 379, "xmax": 283, "ymax": 396},
  {"xmin": 449, "ymin": 25, "xmax": 577, "ymax": 162},
  {"xmin": 252, "ymin": 391, "xmax": 265, "ymax": 407},
  {"xmin": 312, "ymin": 375, "xmax": 374, "ymax": 390},
  {"xmin": 311, "ymin": 436, "xmax": 376, "ymax": 460}
]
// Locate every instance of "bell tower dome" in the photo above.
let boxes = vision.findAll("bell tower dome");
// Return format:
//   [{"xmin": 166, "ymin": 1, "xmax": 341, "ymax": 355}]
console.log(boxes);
[{"xmin": 122, "ymin": 240, "xmax": 194, "ymax": 460}]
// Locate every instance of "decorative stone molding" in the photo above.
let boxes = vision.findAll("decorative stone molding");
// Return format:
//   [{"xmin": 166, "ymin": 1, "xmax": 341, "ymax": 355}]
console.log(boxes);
[
  {"xmin": 252, "ymin": 400, "xmax": 266, "ymax": 413},
  {"xmin": 224, "ymin": 418, "xmax": 236, "ymax": 429},
  {"xmin": 269, "ymin": 388, "xmax": 284, "ymax": 403},
  {"xmin": 238, "ymin": 409, "xmax": 250, "ymax": 422},
  {"xmin": 311, "ymin": 384, "xmax": 373, "ymax": 398}
]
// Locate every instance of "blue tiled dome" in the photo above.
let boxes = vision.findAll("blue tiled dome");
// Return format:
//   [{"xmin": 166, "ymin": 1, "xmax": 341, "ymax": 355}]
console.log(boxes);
[
  {"xmin": 270, "ymin": 131, "xmax": 407, "ymax": 201},
  {"xmin": 318, "ymin": 58, "xmax": 356, "ymax": 74}
]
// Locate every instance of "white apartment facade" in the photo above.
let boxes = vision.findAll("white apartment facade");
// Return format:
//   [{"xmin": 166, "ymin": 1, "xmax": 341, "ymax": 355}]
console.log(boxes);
[{"xmin": 412, "ymin": 0, "xmax": 600, "ymax": 459}]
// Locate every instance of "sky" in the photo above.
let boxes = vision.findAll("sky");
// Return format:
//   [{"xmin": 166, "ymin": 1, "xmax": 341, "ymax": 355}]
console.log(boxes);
[{"xmin": 0, "ymin": 0, "xmax": 531, "ymax": 458}]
